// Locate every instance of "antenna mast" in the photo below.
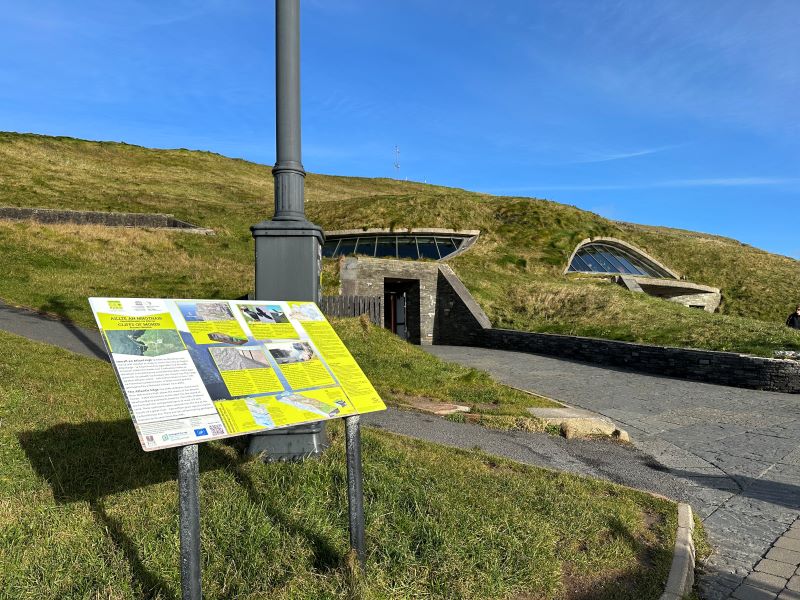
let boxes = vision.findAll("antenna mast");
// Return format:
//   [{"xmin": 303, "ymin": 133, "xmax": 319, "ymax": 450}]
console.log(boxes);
[{"xmin": 393, "ymin": 145, "xmax": 400, "ymax": 178}]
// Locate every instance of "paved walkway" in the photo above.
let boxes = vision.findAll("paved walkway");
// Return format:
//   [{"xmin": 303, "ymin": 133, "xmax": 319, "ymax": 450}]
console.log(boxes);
[{"xmin": 425, "ymin": 345, "xmax": 800, "ymax": 600}]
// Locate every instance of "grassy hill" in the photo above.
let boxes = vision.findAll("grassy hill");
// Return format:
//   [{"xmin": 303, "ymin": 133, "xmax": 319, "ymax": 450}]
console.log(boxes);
[{"xmin": 2, "ymin": 131, "xmax": 800, "ymax": 356}]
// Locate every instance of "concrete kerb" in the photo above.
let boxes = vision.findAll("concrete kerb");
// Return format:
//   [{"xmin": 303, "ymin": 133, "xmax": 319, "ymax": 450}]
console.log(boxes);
[{"xmin": 661, "ymin": 503, "xmax": 696, "ymax": 600}]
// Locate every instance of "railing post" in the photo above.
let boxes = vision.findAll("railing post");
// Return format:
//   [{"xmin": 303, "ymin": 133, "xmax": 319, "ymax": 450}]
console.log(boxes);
[
  {"xmin": 345, "ymin": 415, "xmax": 366, "ymax": 570},
  {"xmin": 178, "ymin": 444, "xmax": 202, "ymax": 599}
]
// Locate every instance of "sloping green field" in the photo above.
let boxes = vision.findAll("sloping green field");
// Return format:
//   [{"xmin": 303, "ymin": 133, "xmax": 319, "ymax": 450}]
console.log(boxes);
[{"xmin": 2, "ymin": 131, "xmax": 799, "ymax": 355}]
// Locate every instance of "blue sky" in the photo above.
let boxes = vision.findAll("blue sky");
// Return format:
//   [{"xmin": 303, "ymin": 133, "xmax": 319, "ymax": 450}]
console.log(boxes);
[{"xmin": 1, "ymin": 1, "xmax": 798, "ymax": 257}]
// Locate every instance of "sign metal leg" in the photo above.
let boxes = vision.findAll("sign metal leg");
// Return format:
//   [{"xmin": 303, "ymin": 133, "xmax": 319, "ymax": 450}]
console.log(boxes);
[
  {"xmin": 344, "ymin": 415, "xmax": 366, "ymax": 571},
  {"xmin": 178, "ymin": 444, "xmax": 202, "ymax": 600}
]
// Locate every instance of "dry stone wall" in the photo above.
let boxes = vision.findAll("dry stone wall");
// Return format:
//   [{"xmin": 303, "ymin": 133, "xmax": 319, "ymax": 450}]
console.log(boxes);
[
  {"xmin": 0, "ymin": 207, "xmax": 211, "ymax": 232},
  {"xmin": 477, "ymin": 328, "xmax": 800, "ymax": 393}
]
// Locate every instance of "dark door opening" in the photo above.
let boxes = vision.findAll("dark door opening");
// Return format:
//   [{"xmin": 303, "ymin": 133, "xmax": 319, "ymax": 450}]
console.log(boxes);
[{"xmin": 384, "ymin": 278, "xmax": 421, "ymax": 344}]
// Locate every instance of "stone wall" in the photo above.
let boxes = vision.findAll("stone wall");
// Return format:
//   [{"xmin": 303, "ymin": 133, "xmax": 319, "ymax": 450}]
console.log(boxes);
[
  {"xmin": 0, "ymin": 206, "xmax": 212, "ymax": 233},
  {"xmin": 339, "ymin": 257, "xmax": 491, "ymax": 345},
  {"xmin": 478, "ymin": 328, "xmax": 800, "ymax": 393},
  {"xmin": 616, "ymin": 275, "xmax": 721, "ymax": 312},
  {"xmin": 433, "ymin": 266, "xmax": 491, "ymax": 346},
  {"xmin": 340, "ymin": 257, "xmax": 440, "ymax": 344}
]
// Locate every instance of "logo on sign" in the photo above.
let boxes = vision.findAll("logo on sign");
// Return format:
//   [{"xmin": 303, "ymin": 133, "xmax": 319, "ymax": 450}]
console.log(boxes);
[
  {"xmin": 194, "ymin": 428, "xmax": 208, "ymax": 437},
  {"xmin": 162, "ymin": 432, "xmax": 190, "ymax": 442}
]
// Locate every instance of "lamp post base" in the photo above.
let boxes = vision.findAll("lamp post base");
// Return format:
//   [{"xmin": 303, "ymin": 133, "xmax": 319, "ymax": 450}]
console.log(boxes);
[
  {"xmin": 249, "ymin": 218, "xmax": 326, "ymax": 462},
  {"xmin": 247, "ymin": 422, "xmax": 329, "ymax": 461}
]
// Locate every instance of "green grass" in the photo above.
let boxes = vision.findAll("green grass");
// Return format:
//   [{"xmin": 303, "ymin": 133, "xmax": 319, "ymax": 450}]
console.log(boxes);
[
  {"xmin": 0, "ymin": 329, "xmax": 679, "ymax": 599},
  {"xmin": 2, "ymin": 131, "xmax": 800, "ymax": 356},
  {"xmin": 333, "ymin": 317, "xmax": 558, "ymax": 418}
]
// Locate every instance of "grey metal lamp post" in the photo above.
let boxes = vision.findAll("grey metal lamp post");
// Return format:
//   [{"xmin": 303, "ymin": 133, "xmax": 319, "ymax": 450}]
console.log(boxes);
[{"xmin": 248, "ymin": 0, "xmax": 327, "ymax": 459}]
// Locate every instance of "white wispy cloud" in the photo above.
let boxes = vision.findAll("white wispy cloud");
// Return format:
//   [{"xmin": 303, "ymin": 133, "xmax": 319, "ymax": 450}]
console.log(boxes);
[
  {"xmin": 494, "ymin": 177, "xmax": 800, "ymax": 193},
  {"xmin": 553, "ymin": 144, "xmax": 683, "ymax": 165},
  {"xmin": 664, "ymin": 177, "xmax": 800, "ymax": 187},
  {"xmin": 511, "ymin": 0, "xmax": 800, "ymax": 136}
]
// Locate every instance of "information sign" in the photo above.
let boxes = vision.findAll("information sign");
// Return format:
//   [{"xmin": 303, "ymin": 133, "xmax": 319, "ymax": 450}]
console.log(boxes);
[{"xmin": 89, "ymin": 298, "xmax": 386, "ymax": 451}]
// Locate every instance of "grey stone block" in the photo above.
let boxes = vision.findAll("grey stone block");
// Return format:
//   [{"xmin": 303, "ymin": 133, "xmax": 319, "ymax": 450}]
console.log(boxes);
[
  {"xmin": 745, "ymin": 570, "xmax": 789, "ymax": 592},
  {"xmin": 733, "ymin": 583, "xmax": 780, "ymax": 599},
  {"xmin": 767, "ymin": 547, "xmax": 800, "ymax": 565},
  {"xmin": 758, "ymin": 559, "xmax": 798, "ymax": 579}
]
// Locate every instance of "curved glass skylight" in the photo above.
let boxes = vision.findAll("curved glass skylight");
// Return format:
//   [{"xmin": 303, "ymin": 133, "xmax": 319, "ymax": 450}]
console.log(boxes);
[
  {"xmin": 322, "ymin": 235, "xmax": 467, "ymax": 261},
  {"xmin": 567, "ymin": 241, "xmax": 674, "ymax": 278}
]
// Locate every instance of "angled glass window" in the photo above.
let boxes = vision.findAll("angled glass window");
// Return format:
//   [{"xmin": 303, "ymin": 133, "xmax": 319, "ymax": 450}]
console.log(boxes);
[
  {"xmin": 611, "ymin": 253, "xmax": 644, "ymax": 276},
  {"xmin": 568, "ymin": 242, "xmax": 673, "ymax": 278},
  {"xmin": 355, "ymin": 237, "xmax": 376, "ymax": 257},
  {"xmin": 599, "ymin": 250, "xmax": 633, "ymax": 274},
  {"xmin": 435, "ymin": 237, "xmax": 458, "ymax": 257},
  {"xmin": 321, "ymin": 239, "xmax": 340, "ymax": 258},
  {"xmin": 569, "ymin": 253, "xmax": 592, "ymax": 272},
  {"xmin": 577, "ymin": 250, "xmax": 606, "ymax": 273},
  {"xmin": 397, "ymin": 237, "xmax": 419, "ymax": 259},
  {"xmin": 584, "ymin": 247, "xmax": 615, "ymax": 273},
  {"xmin": 334, "ymin": 238, "xmax": 357, "ymax": 257},
  {"xmin": 416, "ymin": 237, "xmax": 441, "ymax": 260},
  {"xmin": 322, "ymin": 231, "xmax": 475, "ymax": 261},
  {"xmin": 374, "ymin": 237, "xmax": 397, "ymax": 258}
]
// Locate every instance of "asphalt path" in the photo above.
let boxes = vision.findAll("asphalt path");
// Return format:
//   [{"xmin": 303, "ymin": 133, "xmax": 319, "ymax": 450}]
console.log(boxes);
[
  {"xmin": 425, "ymin": 345, "xmax": 800, "ymax": 600},
  {"xmin": 0, "ymin": 302, "xmax": 108, "ymax": 359}
]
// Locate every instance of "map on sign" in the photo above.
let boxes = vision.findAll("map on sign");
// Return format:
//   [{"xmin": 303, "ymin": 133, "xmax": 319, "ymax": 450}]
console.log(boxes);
[{"xmin": 89, "ymin": 298, "xmax": 386, "ymax": 451}]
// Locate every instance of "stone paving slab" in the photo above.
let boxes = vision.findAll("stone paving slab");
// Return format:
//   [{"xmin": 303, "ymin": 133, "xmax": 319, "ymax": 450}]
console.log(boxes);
[{"xmin": 728, "ymin": 518, "xmax": 800, "ymax": 599}]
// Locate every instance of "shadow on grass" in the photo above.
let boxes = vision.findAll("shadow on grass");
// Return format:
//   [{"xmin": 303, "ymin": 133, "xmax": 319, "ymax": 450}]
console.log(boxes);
[
  {"xmin": 17, "ymin": 419, "xmax": 227, "ymax": 598},
  {"xmin": 92, "ymin": 500, "xmax": 177, "ymax": 600},
  {"xmin": 563, "ymin": 559, "xmax": 674, "ymax": 600},
  {"xmin": 562, "ymin": 516, "xmax": 674, "ymax": 600},
  {"xmin": 17, "ymin": 419, "xmax": 348, "ymax": 595},
  {"xmin": 18, "ymin": 420, "xmax": 207, "ymax": 502},
  {"xmin": 227, "ymin": 461, "xmax": 343, "ymax": 572}
]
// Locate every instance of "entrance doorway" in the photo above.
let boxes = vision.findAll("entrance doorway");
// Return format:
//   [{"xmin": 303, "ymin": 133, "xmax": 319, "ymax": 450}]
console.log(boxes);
[{"xmin": 384, "ymin": 278, "xmax": 420, "ymax": 344}]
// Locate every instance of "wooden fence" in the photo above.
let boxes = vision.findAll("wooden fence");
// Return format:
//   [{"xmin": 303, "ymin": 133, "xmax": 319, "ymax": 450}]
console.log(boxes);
[{"xmin": 320, "ymin": 295, "xmax": 382, "ymax": 326}]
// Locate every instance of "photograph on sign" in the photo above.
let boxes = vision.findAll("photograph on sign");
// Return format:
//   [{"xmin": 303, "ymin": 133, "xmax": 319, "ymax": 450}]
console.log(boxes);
[{"xmin": 89, "ymin": 297, "xmax": 386, "ymax": 451}]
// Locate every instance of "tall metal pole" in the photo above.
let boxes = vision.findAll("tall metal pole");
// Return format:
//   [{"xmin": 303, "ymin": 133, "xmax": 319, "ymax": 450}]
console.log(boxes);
[
  {"xmin": 178, "ymin": 444, "xmax": 202, "ymax": 600},
  {"xmin": 248, "ymin": 2, "xmax": 368, "ymax": 571},
  {"xmin": 273, "ymin": 0, "xmax": 305, "ymax": 223},
  {"xmin": 248, "ymin": 0, "xmax": 327, "ymax": 459}
]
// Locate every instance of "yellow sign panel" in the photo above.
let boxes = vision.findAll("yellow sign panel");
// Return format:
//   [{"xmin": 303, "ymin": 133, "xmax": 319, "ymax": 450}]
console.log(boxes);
[
  {"xmin": 302, "ymin": 320, "xmax": 385, "ymax": 413},
  {"xmin": 186, "ymin": 321, "xmax": 248, "ymax": 345},
  {"xmin": 98, "ymin": 312, "xmax": 177, "ymax": 331},
  {"xmin": 248, "ymin": 322, "xmax": 299, "ymax": 340},
  {"xmin": 89, "ymin": 297, "xmax": 386, "ymax": 451}
]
